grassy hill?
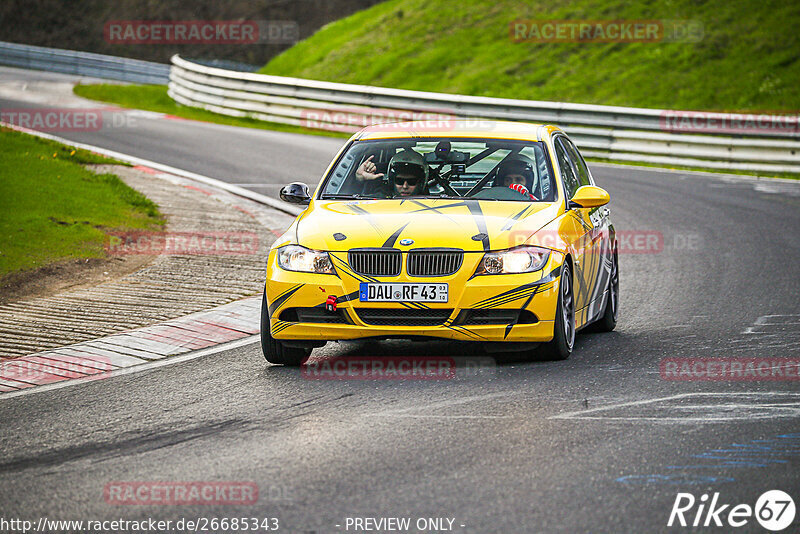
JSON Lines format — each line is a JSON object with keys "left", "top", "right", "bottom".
{"left": 0, "top": 0, "right": 381, "bottom": 66}
{"left": 259, "top": 0, "right": 800, "bottom": 112}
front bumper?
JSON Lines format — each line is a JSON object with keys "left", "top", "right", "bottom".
{"left": 265, "top": 250, "right": 563, "bottom": 343}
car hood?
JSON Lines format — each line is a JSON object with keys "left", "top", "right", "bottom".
{"left": 295, "top": 199, "right": 559, "bottom": 252}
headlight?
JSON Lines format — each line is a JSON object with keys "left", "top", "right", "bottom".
{"left": 277, "top": 245, "right": 335, "bottom": 274}
{"left": 476, "top": 246, "right": 550, "bottom": 275}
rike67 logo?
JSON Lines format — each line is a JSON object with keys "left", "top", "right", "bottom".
{"left": 668, "top": 490, "right": 795, "bottom": 531}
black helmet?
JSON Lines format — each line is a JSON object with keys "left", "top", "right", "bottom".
{"left": 495, "top": 155, "right": 536, "bottom": 189}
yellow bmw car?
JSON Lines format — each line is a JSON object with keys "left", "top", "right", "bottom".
{"left": 261, "top": 121, "right": 618, "bottom": 365}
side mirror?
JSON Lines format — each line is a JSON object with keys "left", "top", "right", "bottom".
{"left": 568, "top": 185, "right": 610, "bottom": 209}
{"left": 280, "top": 182, "right": 311, "bottom": 205}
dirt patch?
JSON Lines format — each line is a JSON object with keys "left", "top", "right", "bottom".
{"left": 0, "top": 254, "right": 156, "bottom": 305}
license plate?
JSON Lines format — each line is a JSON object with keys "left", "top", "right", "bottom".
{"left": 359, "top": 283, "right": 448, "bottom": 303}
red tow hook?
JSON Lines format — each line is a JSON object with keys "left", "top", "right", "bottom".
{"left": 325, "top": 295, "right": 338, "bottom": 313}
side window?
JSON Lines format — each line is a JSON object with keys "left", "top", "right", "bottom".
{"left": 562, "top": 138, "right": 592, "bottom": 187}
{"left": 520, "top": 144, "right": 556, "bottom": 202}
{"left": 538, "top": 158, "right": 552, "bottom": 200}
{"left": 328, "top": 149, "right": 360, "bottom": 195}
{"left": 554, "top": 138, "right": 579, "bottom": 199}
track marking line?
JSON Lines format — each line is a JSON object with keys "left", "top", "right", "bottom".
{"left": 551, "top": 392, "right": 692, "bottom": 419}
{"left": 366, "top": 391, "right": 513, "bottom": 419}
{"left": 743, "top": 314, "right": 800, "bottom": 334}
{"left": 366, "top": 414, "right": 514, "bottom": 419}
{"left": 550, "top": 392, "right": 800, "bottom": 423}
{"left": 755, "top": 314, "right": 800, "bottom": 325}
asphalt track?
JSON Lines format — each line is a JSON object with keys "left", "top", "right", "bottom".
{"left": 1, "top": 67, "right": 799, "bottom": 533}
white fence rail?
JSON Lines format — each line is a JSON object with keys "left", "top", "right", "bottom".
{"left": 169, "top": 54, "right": 800, "bottom": 174}
{"left": 0, "top": 41, "right": 169, "bottom": 85}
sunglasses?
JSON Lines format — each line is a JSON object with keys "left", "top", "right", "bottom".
{"left": 394, "top": 176, "right": 421, "bottom": 186}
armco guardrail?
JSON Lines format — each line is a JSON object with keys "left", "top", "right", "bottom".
{"left": 169, "top": 54, "right": 800, "bottom": 174}
{"left": 0, "top": 41, "right": 169, "bottom": 84}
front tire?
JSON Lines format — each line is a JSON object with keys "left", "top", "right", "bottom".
{"left": 540, "top": 262, "right": 575, "bottom": 360}
{"left": 260, "top": 292, "right": 310, "bottom": 366}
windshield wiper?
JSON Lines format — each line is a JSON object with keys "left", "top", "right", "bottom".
{"left": 320, "top": 194, "right": 379, "bottom": 200}
{"left": 415, "top": 195, "right": 498, "bottom": 201}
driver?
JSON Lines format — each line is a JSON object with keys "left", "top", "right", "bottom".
{"left": 495, "top": 156, "right": 538, "bottom": 200}
{"left": 355, "top": 149, "right": 428, "bottom": 197}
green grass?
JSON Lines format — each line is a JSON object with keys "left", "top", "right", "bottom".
{"left": 73, "top": 84, "right": 349, "bottom": 138}
{"left": 260, "top": 0, "right": 800, "bottom": 112}
{"left": 0, "top": 127, "right": 164, "bottom": 278}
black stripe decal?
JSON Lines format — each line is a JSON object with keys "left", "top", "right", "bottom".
{"left": 572, "top": 249, "right": 589, "bottom": 311}
{"left": 500, "top": 205, "right": 531, "bottom": 231}
{"left": 479, "top": 284, "right": 553, "bottom": 309}
{"left": 271, "top": 321, "right": 292, "bottom": 335}
{"left": 268, "top": 284, "right": 304, "bottom": 316}
{"left": 382, "top": 222, "right": 410, "bottom": 248}
{"left": 467, "top": 202, "right": 490, "bottom": 251}
{"left": 503, "top": 323, "right": 514, "bottom": 340}
{"left": 503, "top": 286, "right": 543, "bottom": 339}
{"left": 469, "top": 266, "right": 560, "bottom": 308}
{"left": 412, "top": 201, "right": 470, "bottom": 212}
{"left": 448, "top": 325, "right": 488, "bottom": 340}
{"left": 473, "top": 287, "right": 537, "bottom": 309}
{"left": 471, "top": 281, "right": 544, "bottom": 308}
{"left": 408, "top": 200, "right": 458, "bottom": 221}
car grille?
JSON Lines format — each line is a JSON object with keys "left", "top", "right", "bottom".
{"left": 407, "top": 249, "right": 463, "bottom": 276}
{"left": 353, "top": 308, "right": 453, "bottom": 326}
{"left": 348, "top": 249, "right": 401, "bottom": 276}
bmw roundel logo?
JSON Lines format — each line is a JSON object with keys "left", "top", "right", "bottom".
{"left": 399, "top": 238, "right": 414, "bottom": 246}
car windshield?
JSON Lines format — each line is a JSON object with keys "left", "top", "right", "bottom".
{"left": 319, "top": 138, "right": 557, "bottom": 202}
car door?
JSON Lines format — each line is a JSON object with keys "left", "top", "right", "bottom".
{"left": 559, "top": 136, "right": 612, "bottom": 326}
{"left": 552, "top": 136, "right": 593, "bottom": 326}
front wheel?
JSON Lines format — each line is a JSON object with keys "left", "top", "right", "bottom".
{"left": 540, "top": 262, "right": 575, "bottom": 360}
{"left": 260, "top": 292, "right": 310, "bottom": 366}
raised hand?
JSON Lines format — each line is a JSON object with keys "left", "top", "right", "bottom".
{"left": 355, "top": 155, "right": 385, "bottom": 181}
